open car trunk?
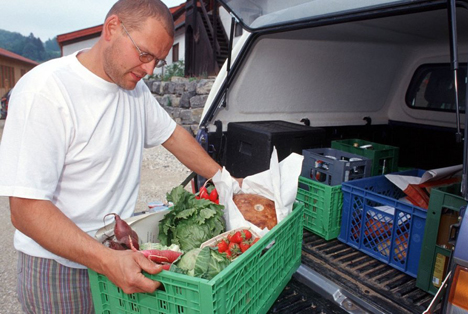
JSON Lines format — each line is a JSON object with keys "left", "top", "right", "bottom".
{"left": 197, "top": 0, "right": 468, "bottom": 312}
{"left": 201, "top": 1, "right": 467, "bottom": 172}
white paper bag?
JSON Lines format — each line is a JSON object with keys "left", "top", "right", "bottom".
{"left": 213, "top": 147, "right": 304, "bottom": 236}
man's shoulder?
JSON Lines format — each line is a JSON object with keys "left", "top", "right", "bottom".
{"left": 16, "top": 54, "right": 80, "bottom": 91}
{"left": 35, "top": 54, "right": 74, "bottom": 73}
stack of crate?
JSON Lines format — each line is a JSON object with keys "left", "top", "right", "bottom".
{"left": 331, "top": 138, "right": 400, "bottom": 176}
{"left": 301, "top": 139, "right": 463, "bottom": 283}
{"left": 416, "top": 183, "right": 466, "bottom": 294}
{"left": 297, "top": 147, "right": 372, "bottom": 240}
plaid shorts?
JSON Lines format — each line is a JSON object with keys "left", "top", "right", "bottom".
{"left": 17, "top": 252, "right": 95, "bottom": 314}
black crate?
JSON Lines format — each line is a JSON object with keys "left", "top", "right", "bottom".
{"left": 225, "top": 120, "right": 325, "bottom": 178}
{"left": 301, "top": 148, "right": 372, "bottom": 186}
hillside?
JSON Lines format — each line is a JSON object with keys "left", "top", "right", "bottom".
{"left": 0, "top": 29, "right": 60, "bottom": 63}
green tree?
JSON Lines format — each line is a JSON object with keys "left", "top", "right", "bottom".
{"left": 45, "top": 37, "right": 59, "bottom": 51}
{"left": 22, "top": 43, "right": 38, "bottom": 60}
{"left": 0, "top": 29, "right": 60, "bottom": 63}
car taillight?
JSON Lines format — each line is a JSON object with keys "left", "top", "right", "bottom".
{"left": 446, "top": 265, "right": 468, "bottom": 313}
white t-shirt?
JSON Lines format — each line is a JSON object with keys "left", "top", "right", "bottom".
{"left": 0, "top": 51, "right": 176, "bottom": 268}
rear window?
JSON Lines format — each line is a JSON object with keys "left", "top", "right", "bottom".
{"left": 406, "top": 64, "right": 467, "bottom": 113}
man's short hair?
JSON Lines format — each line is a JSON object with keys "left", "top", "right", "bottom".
{"left": 106, "top": 0, "right": 174, "bottom": 37}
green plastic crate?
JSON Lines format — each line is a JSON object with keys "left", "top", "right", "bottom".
{"left": 296, "top": 176, "right": 343, "bottom": 240}
{"left": 331, "top": 139, "right": 399, "bottom": 176}
{"left": 88, "top": 203, "right": 304, "bottom": 314}
{"left": 416, "top": 183, "right": 466, "bottom": 295}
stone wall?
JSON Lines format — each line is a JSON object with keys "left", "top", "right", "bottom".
{"left": 144, "top": 76, "right": 215, "bottom": 136}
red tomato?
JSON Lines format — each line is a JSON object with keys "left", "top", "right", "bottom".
{"left": 242, "top": 229, "right": 252, "bottom": 240}
{"left": 228, "top": 242, "right": 241, "bottom": 254}
{"left": 230, "top": 231, "right": 243, "bottom": 244}
{"left": 239, "top": 240, "right": 250, "bottom": 253}
{"left": 199, "top": 187, "right": 209, "bottom": 199}
{"left": 209, "top": 188, "right": 219, "bottom": 202}
{"left": 225, "top": 242, "right": 242, "bottom": 259}
{"left": 217, "top": 239, "right": 229, "bottom": 253}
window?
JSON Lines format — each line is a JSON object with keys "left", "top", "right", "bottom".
{"left": 172, "top": 43, "right": 179, "bottom": 62}
{"left": 406, "top": 63, "right": 467, "bottom": 113}
{"left": 1, "top": 65, "right": 15, "bottom": 89}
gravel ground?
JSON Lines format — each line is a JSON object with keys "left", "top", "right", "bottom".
{"left": 0, "top": 119, "right": 192, "bottom": 313}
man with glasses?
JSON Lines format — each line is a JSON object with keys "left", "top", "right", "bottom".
{"left": 0, "top": 0, "right": 225, "bottom": 312}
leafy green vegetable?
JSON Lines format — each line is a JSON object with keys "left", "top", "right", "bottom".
{"left": 172, "top": 247, "right": 231, "bottom": 280}
{"left": 175, "top": 248, "right": 201, "bottom": 277}
{"left": 205, "top": 248, "right": 231, "bottom": 278}
{"left": 158, "top": 186, "right": 225, "bottom": 251}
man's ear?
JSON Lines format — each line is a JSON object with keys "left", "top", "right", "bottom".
{"left": 102, "top": 15, "right": 120, "bottom": 41}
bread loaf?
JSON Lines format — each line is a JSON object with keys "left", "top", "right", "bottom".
{"left": 233, "top": 194, "right": 277, "bottom": 230}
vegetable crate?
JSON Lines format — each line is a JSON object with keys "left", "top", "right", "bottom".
{"left": 297, "top": 176, "right": 343, "bottom": 240}
{"left": 331, "top": 139, "right": 399, "bottom": 176}
{"left": 338, "top": 169, "right": 427, "bottom": 277}
{"left": 301, "top": 148, "right": 372, "bottom": 186}
{"left": 88, "top": 203, "right": 304, "bottom": 314}
{"left": 416, "top": 183, "right": 467, "bottom": 295}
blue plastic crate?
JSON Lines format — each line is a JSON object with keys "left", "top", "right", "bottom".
{"left": 338, "top": 169, "right": 427, "bottom": 277}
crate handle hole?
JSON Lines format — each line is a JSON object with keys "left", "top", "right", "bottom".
{"left": 259, "top": 239, "right": 276, "bottom": 258}
{"left": 157, "top": 282, "right": 166, "bottom": 293}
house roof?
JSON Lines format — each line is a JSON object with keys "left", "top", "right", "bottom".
{"left": 172, "top": 2, "right": 187, "bottom": 28}
{"left": 56, "top": 25, "right": 103, "bottom": 45}
{"left": 170, "top": 2, "right": 185, "bottom": 14}
{"left": 57, "top": 3, "right": 187, "bottom": 47}
{"left": 0, "top": 47, "right": 39, "bottom": 66}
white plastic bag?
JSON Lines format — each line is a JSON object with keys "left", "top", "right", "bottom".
{"left": 213, "top": 147, "right": 304, "bottom": 236}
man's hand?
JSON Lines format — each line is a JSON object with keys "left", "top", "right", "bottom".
{"left": 101, "top": 249, "right": 164, "bottom": 294}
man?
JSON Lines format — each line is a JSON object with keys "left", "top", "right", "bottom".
{"left": 0, "top": 0, "right": 223, "bottom": 312}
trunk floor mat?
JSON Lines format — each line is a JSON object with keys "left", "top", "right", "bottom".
{"left": 293, "top": 231, "right": 438, "bottom": 314}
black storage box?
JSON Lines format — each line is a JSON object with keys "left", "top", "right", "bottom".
{"left": 225, "top": 120, "right": 325, "bottom": 178}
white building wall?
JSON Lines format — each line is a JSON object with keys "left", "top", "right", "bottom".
{"left": 62, "top": 38, "right": 99, "bottom": 56}
{"left": 153, "top": 27, "right": 185, "bottom": 75}
{"left": 171, "top": 30, "right": 185, "bottom": 64}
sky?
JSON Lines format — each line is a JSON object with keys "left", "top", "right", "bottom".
{"left": 1, "top": 0, "right": 185, "bottom": 42}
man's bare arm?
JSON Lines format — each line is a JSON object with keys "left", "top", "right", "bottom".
{"left": 10, "top": 197, "right": 163, "bottom": 294}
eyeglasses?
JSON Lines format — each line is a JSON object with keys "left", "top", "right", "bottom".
{"left": 121, "top": 22, "right": 167, "bottom": 68}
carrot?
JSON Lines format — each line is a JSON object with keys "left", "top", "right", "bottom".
{"left": 104, "top": 213, "right": 139, "bottom": 250}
